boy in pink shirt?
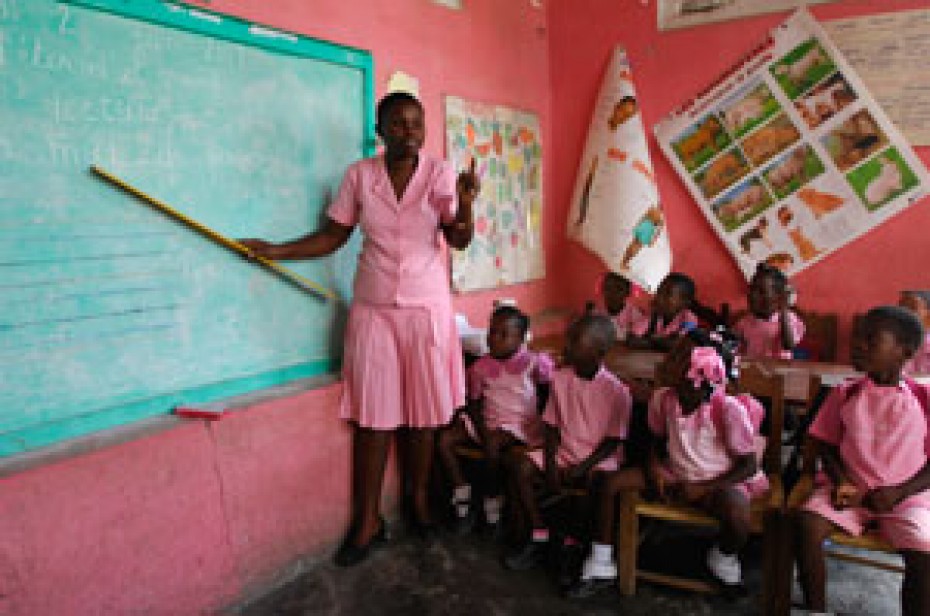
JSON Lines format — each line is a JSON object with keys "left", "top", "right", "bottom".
{"left": 627, "top": 272, "right": 699, "bottom": 351}
{"left": 438, "top": 305, "right": 553, "bottom": 533}
{"left": 796, "top": 306, "right": 930, "bottom": 615}
{"left": 503, "top": 314, "right": 632, "bottom": 571}
{"left": 598, "top": 272, "right": 645, "bottom": 342}
{"left": 900, "top": 290, "right": 930, "bottom": 375}
{"left": 734, "top": 264, "right": 804, "bottom": 360}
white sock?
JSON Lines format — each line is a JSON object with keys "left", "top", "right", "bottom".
{"left": 483, "top": 496, "right": 503, "bottom": 524}
{"left": 592, "top": 542, "right": 613, "bottom": 563}
{"left": 453, "top": 484, "right": 471, "bottom": 517}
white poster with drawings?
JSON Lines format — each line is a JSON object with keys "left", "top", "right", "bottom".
{"left": 658, "top": 0, "right": 840, "bottom": 31}
{"left": 653, "top": 9, "right": 929, "bottom": 280}
{"left": 444, "top": 96, "right": 545, "bottom": 291}
{"left": 566, "top": 47, "right": 670, "bottom": 293}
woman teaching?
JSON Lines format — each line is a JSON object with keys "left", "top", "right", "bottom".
{"left": 240, "top": 92, "right": 479, "bottom": 566}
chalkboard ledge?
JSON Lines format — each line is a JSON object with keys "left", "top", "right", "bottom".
{"left": 0, "top": 374, "right": 339, "bottom": 479}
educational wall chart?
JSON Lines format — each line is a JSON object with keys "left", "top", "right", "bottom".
{"left": 445, "top": 97, "right": 545, "bottom": 291}
{"left": 658, "top": 0, "right": 839, "bottom": 31}
{"left": 825, "top": 8, "right": 930, "bottom": 146}
{"left": 653, "top": 9, "right": 929, "bottom": 280}
{"left": 566, "top": 47, "right": 670, "bottom": 293}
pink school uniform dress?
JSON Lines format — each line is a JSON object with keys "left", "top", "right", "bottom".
{"left": 905, "top": 333, "right": 930, "bottom": 376}
{"left": 630, "top": 309, "right": 699, "bottom": 338}
{"left": 528, "top": 367, "right": 631, "bottom": 472}
{"left": 609, "top": 303, "right": 646, "bottom": 340}
{"left": 465, "top": 348, "right": 555, "bottom": 447}
{"left": 734, "top": 311, "right": 805, "bottom": 360}
{"left": 327, "top": 154, "right": 466, "bottom": 429}
{"left": 648, "top": 388, "right": 769, "bottom": 500}
{"left": 803, "top": 377, "right": 930, "bottom": 552}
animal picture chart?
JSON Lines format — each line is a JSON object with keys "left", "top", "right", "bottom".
{"left": 824, "top": 8, "right": 930, "bottom": 146}
{"left": 653, "top": 9, "right": 929, "bottom": 280}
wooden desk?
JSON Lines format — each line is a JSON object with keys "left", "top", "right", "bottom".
{"left": 533, "top": 339, "right": 930, "bottom": 402}
{"left": 605, "top": 348, "right": 859, "bottom": 403}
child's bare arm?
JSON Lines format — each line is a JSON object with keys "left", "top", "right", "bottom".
{"left": 571, "top": 437, "right": 622, "bottom": 480}
{"left": 535, "top": 383, "right": 551, "bottom": 414}
{"left": 543, "top": 425, "right": 561, "bottom": 491}
{"left": 865, "top": 459, "right": 930, "bottom": 513}
{"left": 815, "top": 438, "right": 860, "bottom": 508}
{"left": 677, "top": 453, "right": 757, "bottom": 502}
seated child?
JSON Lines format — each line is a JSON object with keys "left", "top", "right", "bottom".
{"left": 734, "top": 263, "right": 804, "bottom": 359}
{"left": 796, "top": 306, "right": 930, "bottom": 615}
{"left": 627, "top": 272, "right": 699, "bottom": 351}
{"left": 503, "top": 314, "right": 632, "bottom": 571}
{"left": 900, "top": 290, "right": 930, "bottom": 375}
{"left": 438, "top": 305, "right": 553, "bottom": 532}
{"left": 598, "top": 272, "right": 645, "bottom": 342}
{"left": 575, "top": 328, "right": 767, "bottom": 591}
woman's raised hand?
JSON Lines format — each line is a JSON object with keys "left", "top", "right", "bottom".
{"left": 456, "top": 157, "right": 480, "bottom": 206}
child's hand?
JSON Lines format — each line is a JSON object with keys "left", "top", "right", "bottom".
{"left": 673, "top": 482, "right": 711, "bottom": 503}
{"left": 832, "top": 481, "right": 860, "bottom": 509}
{"left": 863, "top": 486, "right": 902, "bottom": 513}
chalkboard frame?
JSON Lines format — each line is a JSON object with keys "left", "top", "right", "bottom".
{"left": 1, "top": 0, "right": 375, "bottom": 457}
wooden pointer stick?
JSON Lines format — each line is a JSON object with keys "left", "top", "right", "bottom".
{"left": 90, "top": 165, "right": 336, "bottom": 301}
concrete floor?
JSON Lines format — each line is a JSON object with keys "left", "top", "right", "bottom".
{"left": 230, "top": 523, "right": 903, "bottom": 616}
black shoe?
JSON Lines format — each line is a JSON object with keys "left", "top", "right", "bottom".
{"left": 332, "top": 519, "right": 388, "bottom": 567}
{"left": 556, "top": 542, "right": 585, "bottom": 591}
{"left": 412, "top": 520, "right": 440, "bottom": 544}
{"left": 452, "top": 510, "right": 477, "bottom": 535}
{"left": 564, "top": 576, "right": 613, "bottom": 599}
{"left": 503, "top": 541, "right": 546, "bottom": 571}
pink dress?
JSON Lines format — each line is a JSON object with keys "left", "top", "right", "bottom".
{"left": 804, "top": 377, "right": 930, "bottom": 552}
{"left": 734, "top": 311, "right": 805, "bottom": 360}
{"left": 327, "top": 154, "right": 466, "bottom": 429}
{"left": 630, "top": 309, "right": 698, "bottom": 338}
{"left": 905, "top": 333, "right": 930, "bottom": 376}
{"left": 608, "top": 303, "right": 646, "bottom": 340}
{"left": 648, "top": 388, "right": 769, "bottom": 500}
{"left": 465, "top": 348, "right": 554, "bottom": 447}
{"left": 528, "top": 367, "right": 631, "bottom": 472}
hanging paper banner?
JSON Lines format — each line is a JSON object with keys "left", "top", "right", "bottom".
{"left": 567, "top": 47, "right": 671, "bottom": 293}
{"left": 445, "top": 96, "right": 545, "bottom": 291}
{"left": 654, "top": 9, "right": 929, "bottom": 280}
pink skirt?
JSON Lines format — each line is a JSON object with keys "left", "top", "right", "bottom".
{"left": 339, "top": 301, "right": 466, "bottom": 429}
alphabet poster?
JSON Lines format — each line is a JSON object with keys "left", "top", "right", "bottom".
{"left": 654, "top": 9, "right": 929, "bottom": 280}
{"left": 566, "top": 47, "right": 671, "bottom": 293}
{"left": 444, "top": 97, "right": 545, "bottom": 291}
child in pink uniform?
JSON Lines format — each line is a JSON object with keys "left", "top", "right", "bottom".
{"left": 437, "top": 305, "right": 553, "bottom": 533}
{"left": 627, "top": 272, "right": 699, "bottom": 351}
{"left": 900, "top": 290, "right": 930, "bottom": 375}
{"left": 796, "top": 306, "right": 930, "bottom": 615}
{"left": 734, "top": 263, "right": 804, "bottom": 360}
{"left": 573, "top": 328, "right": 766, "bottom": 592}
{"left": 503, "top": 314, "right": 632, "bottom": 571}
{"left": 598, "top": 272, "right": 645, "bottom": 342}
{"left": 240, "top": 93, "right": 480, "bottom": 567}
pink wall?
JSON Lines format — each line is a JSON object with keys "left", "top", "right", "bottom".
{"left": 6, "top": 2, "right": 930, "bottom": 613}
{"left": 0, "top": 2, "right": 555, "bottom": 614}
{"left": 548, "top": 0, "right": 930, "bottom": 358}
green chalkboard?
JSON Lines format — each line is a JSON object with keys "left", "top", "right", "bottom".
{"left": 0, "top": 0, "right": 375, "bottom": 456}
